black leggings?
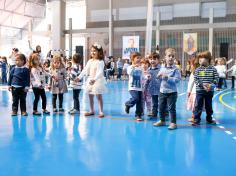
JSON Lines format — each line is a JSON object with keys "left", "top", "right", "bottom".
{"left": 33, "top": 88, "right": 47, "bottom": 111}
{"left": 52, "top": 94, "right": 63, "bottom": 109}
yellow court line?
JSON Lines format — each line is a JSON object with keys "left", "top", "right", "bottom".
{"left": 219, "top": 91, "right": 236, "bottom": 111}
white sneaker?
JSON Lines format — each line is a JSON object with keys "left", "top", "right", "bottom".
{"left": 69, "top": 109, "right": 80, "bottom": 114}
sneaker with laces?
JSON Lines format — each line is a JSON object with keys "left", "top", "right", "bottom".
{"left": 53, "top": 108, "right": 58, "bottom": 113}
{"left": 11, "top": 111, "right": 17, "bottom": 116}
{"left": 33, "top": 111, "right": 41, "bottom": 116}
{"left": 59, "top": 108, "right": 64, "bottom": 112}
{"left": 43, "top": 109, "right": 50, "bottom": 114}
{"left": 21, "top": 112, "right": 28, "bottom": 116}
{"left": 69, "top": 109, "right": 80, "bottom": 114}
{"left": 168, "top": 123, "right": 177, "bottom": 130}
{"left": 153, "top": 120, "right": 166, "bottom": 127}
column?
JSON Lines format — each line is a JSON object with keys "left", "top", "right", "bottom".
{"left": 209, "top": 8, "right": 214, "bottom": 54}
{"left": 69, "top": 18, "right": 72, "bottom": 57}
{"left": 155, "top": 11, "right": 160, "bottom": 51}
{"left": 109, "top": 0, "right": 113, "bottom": 56}
{"left": 50, "top": 0, "right": 66, "bottom": 51}
{"left": 145, "top": 0, "right": 154, "bottom": 56}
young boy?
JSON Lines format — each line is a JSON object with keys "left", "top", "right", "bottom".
{"left": 125, "top": 52, "right": 144, "bottom": 121}
{"left": 8, "top": 54, "right": 30, "bottom": 116}
{"left": 192, "top": 51, "right": 218, "bottom": 125}
{"left": 153, "top": 48, "right": 181, "bottom": 130}
{"left": 68, "top": 53, "right": 83, "bottom": 114}
{"left": 146, "top": 52, "right": 161, "bottom": 120}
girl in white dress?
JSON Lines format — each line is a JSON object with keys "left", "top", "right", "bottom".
{"left": 77, "top": 44, "right": 106, "bottom": 118}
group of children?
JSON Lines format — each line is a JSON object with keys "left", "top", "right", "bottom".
{"left": 8, "top": 44, "right": 106, "bottom": 118}
{"left": 6, "top": 43, "right": 236, "bottom": 131}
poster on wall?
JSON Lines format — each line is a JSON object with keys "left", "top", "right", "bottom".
{"left": 183, "top": 33, "right": 197, "bottom": 55}
{"left": 122, "top": 36, "right": 140, "bottom": 60}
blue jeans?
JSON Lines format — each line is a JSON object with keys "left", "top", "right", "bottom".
{"left": 117, "top": 68, "right": 123, "bottom": 79}
{"left": 151, "top": 95, "right": 159, "bottom": 117}
{"left": 159, "top": 92, "right": 177, "bottom": 123}
{"left": 73, "top": 89, "right": 81, "bottom": 111}
{"left": 125, "top": 90, "right": 143, "bottom": 116}
{"left": 194, "top": 91, "right": 214, "bottom": 122}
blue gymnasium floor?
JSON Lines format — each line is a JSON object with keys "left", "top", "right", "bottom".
{"left": 0, "top": 80, "right": 236, "bottom": 176}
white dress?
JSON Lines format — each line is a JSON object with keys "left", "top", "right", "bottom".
{"left": 78, "top": 59, "right": 107, "bottom": 94}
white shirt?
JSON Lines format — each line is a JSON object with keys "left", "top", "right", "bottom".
{"left": 78, "top": 59, "right": 105, "bottom": 81}
{"left": 215, "top": 65, "right": 227, "bottom": 78}
{"left": 187, "top": 73, "right": 196, "bottom": 93}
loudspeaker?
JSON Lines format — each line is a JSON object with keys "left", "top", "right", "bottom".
{"left": 220, "top": 43, "right": 229, "bottom": 59}
{"left": 75, "top": 46, "right": 83, "bottom": 57}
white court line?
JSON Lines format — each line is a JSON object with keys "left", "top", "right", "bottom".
{"left": 225, "top": 131, "right": 233, "bottom": 135}
{"left": 178, "top": 92, "right": 186, "bottom": 96}
{"left": 218, "top": 126, "right": 225, "bottom": 129}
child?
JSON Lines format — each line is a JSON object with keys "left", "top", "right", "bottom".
{"left": 227, "top": 59, "right": 236, "bottom": 89}
{"left": 215, "top": 58, "right": 227, "bottom": 90}
{"left": 146, "top": 52, "right": 161, "bottom": 120}
{"left": 0, "top": 56, "right": 8, "bottom": 84}
{"left": 123, "top": 60, "right": 130, "bottom": 80}
{"left": 8, "top": 54, "right": 30, "bottom": 116}
{"left": 140, "top": 58, "right": 152, "bottom": 116}
{"left": 43, "top": 61, "right": 50, "bottom": 84}
{"left": 116, "top": 57, "right": 123, "bottom": 80}
{"left": 68, "top": 53, "right": 83, "bottom": 114}
{"left": 66, "top": 61, "right": 72, "bottom": 86}
{"left": 29, "top": 53, "right": 50, "bottom": 115}
{"left": 192, "top": 51, "right": 218, "bottom": 125}
{"left": 186, "top": 58, "right": 200, "bottom": 122}
{"left": 153, "top": 48, "right": 181, "bottom": 130}
{"left": 125, "top": 52, "right": 144, "bottom": 121}
{"left": 77, "top": 43, "right": 107, "bottom": 118}
{"left": 48, "top": 55, "right": 68, "bottom": 112}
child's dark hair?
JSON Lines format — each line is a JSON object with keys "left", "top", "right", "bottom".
{"left": 16, "top": 54, "right": 27, "bottom": 65}
{"left": 148, "top": 52, "right": 160, "bottom": 60}
{"left": 73, "top": 53, "right": 82, "bottom": 64}
{"left": 196, "top": 51, "right": 212, "bottom": 63}
{"left": 90, "top": 44, "right": 104, "bottom": 60}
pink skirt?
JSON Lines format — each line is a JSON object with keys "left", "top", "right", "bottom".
{"left": 187, "top": 93, "right": 196, "bottom": 111}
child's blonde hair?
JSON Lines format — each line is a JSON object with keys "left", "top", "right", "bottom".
{"left": 165, "top": 48, "right": 176, "bottom": 56}
{"left": 51, "top": 55, "right": 65, "bottom": 70}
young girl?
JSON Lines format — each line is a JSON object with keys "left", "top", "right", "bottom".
{"left": 69, "top": 53, "right": 83, "bottom": 114}
{"left": 153, "top": 48, "right": 181, "bottom": 130}
{"left": 140, "top": 58, "right": 152, "bottom": 116}
{"left": 77, "top": 43, "right": 107, "bottom": 118}
{"left": 146, "top": 52, "right": 161, "bottom": 120}
{"left": 215, "top": 58, "right": 227, "bottom": 90}
{"left": 8, "top": 54, "right": 30, "bottom": 116}
{"left": 125, "top": 52, "right": 144, "bottom": 121}
{"left": 29, "top": 53, "right": 50, "bottom": 115}
{"left": 186, "top": 58, "right": 200, "bottom": 122}
{"left": 123, "top": 60, "right": 130, "bottom": 80}
{"left": 227, "top": 59, "right": 236, "bottom": 89}
{"left": 48, "top": 55, "right": 68, "bottom": 112}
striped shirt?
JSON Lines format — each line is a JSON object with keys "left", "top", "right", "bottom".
{"left": 70, "top": 64, "right": 83, "bottom": 89}
{"left": 194, "top": 65, "right": 218, "bottom": 92}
